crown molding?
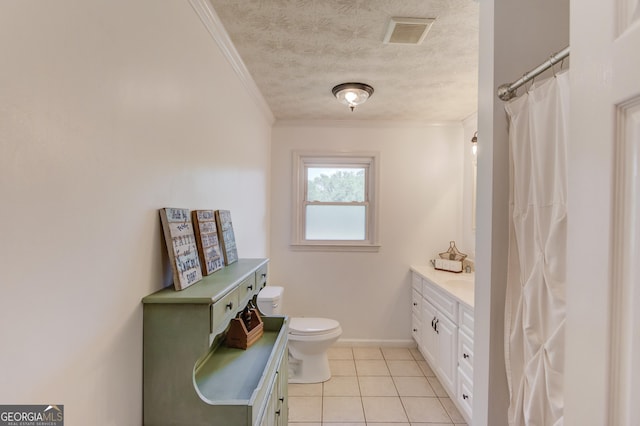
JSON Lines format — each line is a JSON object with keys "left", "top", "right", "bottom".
{"left": 274, "top": 119, "right": 464, "bottom": 128}
{"left": 189, "top": 0, "right": 275, "bottom": 124}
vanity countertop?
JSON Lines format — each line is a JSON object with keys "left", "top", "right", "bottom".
{"left": 410, "top": 264, "right": 475, "bottom": 308}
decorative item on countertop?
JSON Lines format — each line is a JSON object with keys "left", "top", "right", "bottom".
{"left": 433, "top": 258, "right": 463, "bottom": 273}
{"left": 159, "top": 208, "right": 203, "bottom": 290}
{"left": 226, "top": 307, "right": 264, "bottom": 350}
{"left": 439, "top": 241, "right": 467, "bottom": 261}
{"left": 215, "top": 210, "right": 238, "bottom": 265}
{"left": 433, "top": 241, "right": 468, "bottom": 273}
{"left": 192, "top": 210, "right": 224, "bottom": 276}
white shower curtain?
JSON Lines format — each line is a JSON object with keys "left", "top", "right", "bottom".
{"left": 504, "top": 71, "right": 569, "bottom": 426}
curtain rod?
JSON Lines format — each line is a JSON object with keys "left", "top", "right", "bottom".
{"left": 497, "top": 46, "right": 570, "bottom": 101}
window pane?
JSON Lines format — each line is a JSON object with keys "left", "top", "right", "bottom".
{"left": 306, "top": 167, "right": 365, "bottom": 202}
{"left": 305, "top": 205, "right": 366, "bottom": 240}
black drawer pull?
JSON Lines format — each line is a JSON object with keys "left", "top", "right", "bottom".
{"left": 226, "top": 302, "right": 233, "bottom": 310}
{"left": 247, "top": 285, "right": 253, "bottom": 291}
{"left": 413, "top": 302, "right": 418, "bottom": 306}
{"left": 413, "top": 328, "right": 418, "bottom": 332}
{"left": 463, "top": 394, "right": 469, "bottom": 400}
{"left": 279, "top": 397, "right": 284, "bottom": 402}
{"left": 463, "top": 353, "right": 470, "bottom": 359}
{"left": 275, "top": 410, "right": 281, "bottom": 416}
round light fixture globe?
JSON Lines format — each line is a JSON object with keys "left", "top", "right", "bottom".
{"left": 332, "top": 83, "right": 374, "bottom": 112}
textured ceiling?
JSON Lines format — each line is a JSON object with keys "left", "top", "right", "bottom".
{"left": 208, "top": 0, "right": 479, "bottom": 122}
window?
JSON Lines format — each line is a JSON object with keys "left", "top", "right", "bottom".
{"left": 292, "top": 151, "right": 379, "bottom": 250}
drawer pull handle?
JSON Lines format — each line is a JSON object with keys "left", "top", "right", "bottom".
{"left": 434, "top": 319, "right": 439, "bottom": 334}
{"left": 463, "top": 394, "right": 469, "bottom": 400}
{"left": 247, "top": 285, "right": 253, "bottom": 291}
{"left": 275, "top": 410, "right": 281, "bottom": 416}
{"left": 261, "top": 273, "right": 267, "bottom": 278}
{"left": 413, "top": 328, "right": 418, "bottom": 332}
{"left": 279, "top": 397, "right": 285, "bottom": 402}
{"left": 463, "top": 353, "right": 470, "bottom": 359}
{"left": 226, "top": 302, "right": 234, "bottom": 310}
{"left": 413, "top": 302, "right": 418, "bottom": 306}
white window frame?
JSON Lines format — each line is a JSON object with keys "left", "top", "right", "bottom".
{"left": 291, "top": 151, "right": 380, "bottom": 251}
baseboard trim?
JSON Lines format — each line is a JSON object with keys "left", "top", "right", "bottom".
{"left": 334, "top": 338, "right": 416, "bottom": 348}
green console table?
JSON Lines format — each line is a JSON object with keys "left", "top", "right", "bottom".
{"left": 142, "top": 258, "right": 289, "bottom": 426}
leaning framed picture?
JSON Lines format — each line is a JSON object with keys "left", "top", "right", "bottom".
{"left": 159, "top": 207, "right": 202, "bottom": 290}
{"left": 192, "top": 209, "right": 224, "bottom": 275}
{"left": 215, "top": 209, "right": 238, "bottom": 265}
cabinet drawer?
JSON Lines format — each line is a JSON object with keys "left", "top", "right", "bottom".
{"left": 422, "top": 280, "right": 458, "bottom": 322}
{"left": 412, "top": 273, "right": 422, "bottom": 292}
{"left": 211, "top": 288, "right": 239, "bottom": 333}
{"left": 412, "top": 289, "right": 421, "bottom": 314}
{"left": 256, "top": 264, "right": 268, "bottom": 290}
{"left": 411, "top": 313, "right": 421, "bottom": 345}
{"left": 237, "top": 275, "right": 257, "bottom": 307}
{"left": 459, "top": 303, "right": 474, "bottom": 338}
{"left": 458, "top": 328, "right": 473, "bottom": 378}
{"left": 456, "top": 367, "right": 473, "bottom": 422}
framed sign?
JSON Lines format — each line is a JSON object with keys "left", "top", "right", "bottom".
{"left": 215, "top": 210, "right": 238, "bottom": 265}
{"left": 192, "top": 210, "right": 224, "bottom": 275}
{"left": 159, "top": 208, "right": 202, "bottom": 290}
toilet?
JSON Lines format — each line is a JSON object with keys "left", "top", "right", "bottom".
{"left": 257, "top": 286, "right": 342, "bottom": 383}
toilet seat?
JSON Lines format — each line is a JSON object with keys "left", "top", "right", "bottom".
{"left": 289, "top": 317, "right": 341, "bottom": 336}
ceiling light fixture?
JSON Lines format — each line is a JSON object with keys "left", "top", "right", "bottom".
{"left": 332, "top": 83, "right": 374, "bottom": 112}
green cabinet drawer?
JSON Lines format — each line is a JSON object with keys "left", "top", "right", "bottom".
{"left": 211, "top": 288, "right": 239, "bottom": 333}
{"left": 256, "top": 264, "right": 268, "bottom": 290}
{"left": 238, "top": 275, "right": 257, "bottom": 308}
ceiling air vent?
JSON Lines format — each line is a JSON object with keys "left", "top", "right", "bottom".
{"left": 383, "top": 17, "right": 435, "bottom": 45}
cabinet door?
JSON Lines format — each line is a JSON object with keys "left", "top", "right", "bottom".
{"left": 457, "top": 367, "right": 473, "bottom": 422}
{"left": 458, "top": 328, "right": 473, "bottom": 379}
{"left": 275, "top": 353, "right": 288, "bottom": 426}
{"left": 259, "top": 386, "right": 276, "bottom": 426}
{"left": 435, "top": 313, "right": 457, "bottom": 393}
{"left": 411, "top": 312, "right": 421, "bottom": 346}
{"left": 421, "top": 299, "right": 438, "bottom": 366}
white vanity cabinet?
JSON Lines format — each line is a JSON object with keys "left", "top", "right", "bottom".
{"left": 410, "top": 266, "right": 474, "bottom": 424}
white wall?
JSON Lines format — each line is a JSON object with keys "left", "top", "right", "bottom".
{"left": 475, "top": 0, "right": 570, "bottom": 424}
{"left": 269, "top": 121, "right": 464, "bottom": 342}
{"left": 0, "top": 1, "right": 272, "bottom": 424}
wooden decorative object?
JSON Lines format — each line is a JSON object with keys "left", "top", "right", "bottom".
{"left": 192, "top": 210, "right": 224, "bottom": 276}
{"left": 226, "top": 309, "right": 264, "bottom": 350}
{"left": 159, "top": 208, "right": 203, "bottom": 291}
{"left": 215, "top": 210, "right": 238, "bottom": 265}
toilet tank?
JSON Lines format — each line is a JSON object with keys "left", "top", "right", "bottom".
{"left": 256, "top": 286, "right": 284, "bottom": 315}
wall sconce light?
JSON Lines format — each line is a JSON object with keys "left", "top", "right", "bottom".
{"left": 471, "top": 131, "right": 478, "bottom": 155}
{"left": 332, "top": 82, "right": 374, "bottom": 112}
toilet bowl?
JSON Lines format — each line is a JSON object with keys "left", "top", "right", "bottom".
{"left": 257, "top": 286, "right": 342, "bottom": 383}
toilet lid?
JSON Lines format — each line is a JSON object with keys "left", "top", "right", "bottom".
{"left": 289, "top": 317, "right": 341, "bottom": 336}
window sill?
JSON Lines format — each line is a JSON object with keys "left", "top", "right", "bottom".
{"left": 289, "top": 242, "right": 381, "bottom": 252}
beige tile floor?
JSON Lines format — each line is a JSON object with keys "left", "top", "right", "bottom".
{"left": 287, "top": 346, "right": 468, "bottom": 426}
